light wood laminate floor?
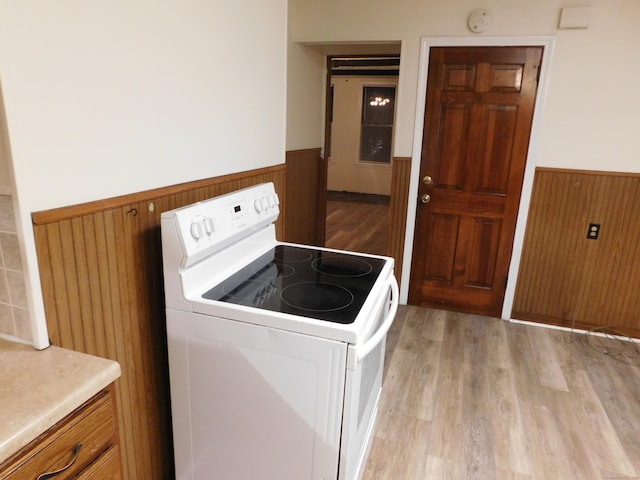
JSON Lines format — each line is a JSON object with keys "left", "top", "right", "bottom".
{"left": 364, "top": 306, "right": 640, "bottom": 480}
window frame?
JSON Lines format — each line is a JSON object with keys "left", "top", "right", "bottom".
{"left": 358, "top": 84, "right": 397, "bottom": 165}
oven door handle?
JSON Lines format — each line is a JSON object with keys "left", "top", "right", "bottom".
{"left": 349, "top": 276, "right": 399, "bottom": 369}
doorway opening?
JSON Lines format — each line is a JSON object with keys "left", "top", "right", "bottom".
{"left": 324, "top": 55, "right": 399, "bottom": 256}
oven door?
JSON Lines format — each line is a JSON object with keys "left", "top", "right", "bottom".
{"left": 339, "top": 276, "right": 398, "bottom": 480}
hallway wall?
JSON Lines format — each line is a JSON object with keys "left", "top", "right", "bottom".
{"left": 328, "top": 76, "right": 397, "bottom": 195}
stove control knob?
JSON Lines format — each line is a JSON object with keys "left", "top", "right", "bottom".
{"left": 190, "top": 221, "right": 204, "bottom": 240}
{"left": 203, "top": 217, "right": 215, "bottom": 236}
{"left": 254, "top": 198, "right": 263, "bottom": 213}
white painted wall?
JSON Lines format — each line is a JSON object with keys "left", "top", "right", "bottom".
{"left": 328, "top": 76, "right": 396, "bottom": 196}
{"left": 286, "top": 42, "right": 326, "bottom": 152}
{"left": 0, "top": 0, "right": 288, "bottom": 347}
{"left": 288, "top": 0, "right": 640, "bottom": 174}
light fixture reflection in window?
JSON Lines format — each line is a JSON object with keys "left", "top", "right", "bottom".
{"left": 369, "top": 96, "right": 390, "bottom": 107}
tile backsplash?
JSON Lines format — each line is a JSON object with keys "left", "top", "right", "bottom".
{"left": 0, "top": 195, "right": 30, "bottom": 342}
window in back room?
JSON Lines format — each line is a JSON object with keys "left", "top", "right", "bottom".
{"left": 359, "top": 85, "right": 396, "bottom": 164}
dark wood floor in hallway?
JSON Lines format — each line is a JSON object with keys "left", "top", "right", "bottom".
{"left": 364, "top": 306, "right": 640, "bottom": 480}
{"left": 325, "top": 192, "right": 389, "bottom": 256}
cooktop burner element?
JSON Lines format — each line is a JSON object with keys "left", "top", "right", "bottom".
{"left": 274, "top": 248, "right": 313, "bottom": 263}
{"left": 202, "top": 245, "right": 386, "bottom": 324}
{"left": 281, "top": 282, "right": 354, "bottom": 312}
{"left": 312, "top": 255, "right": 373, "bottom": 277}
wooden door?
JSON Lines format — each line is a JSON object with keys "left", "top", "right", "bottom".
{"left": 408, "top": 46, "right": 542, "bottom": 317}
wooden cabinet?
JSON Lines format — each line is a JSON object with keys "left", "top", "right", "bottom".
{"left": 0, "top": 385, "right": 121, "bottom": 480}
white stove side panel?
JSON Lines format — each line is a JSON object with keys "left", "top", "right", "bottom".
{"left": 167, "top": 309, "right": 347, "bottom": 480}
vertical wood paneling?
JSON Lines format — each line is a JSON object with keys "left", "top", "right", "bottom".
{"left": 70, "top": 217, "right": 91, "bottom": 351}
{"left": 513, "top": 168, "right": 640, "bottom": 336}
{"left": 388, "top": 156, "right": 412, "bottom": 286}
{"left": 284, "top": 148, "right": 323, "bottom": 245}
{"left": 32, "top": 166, "right": 286, "bottom": 480}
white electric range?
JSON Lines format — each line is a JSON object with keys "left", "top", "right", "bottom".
{"left": 161, "top": 182, "right": 398, "bottom": 480}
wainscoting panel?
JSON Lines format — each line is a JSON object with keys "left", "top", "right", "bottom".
{"left": 32, "top": 166, "right": 286, "bottom": 480}
{"left": 284, "top": 148, "right": 324, "bottom": 245}
{"left": 512, "top": 168, "right": 640, "bottom": 336}
{"left": 388, "top": 157, "right": 412, "bottom": 288}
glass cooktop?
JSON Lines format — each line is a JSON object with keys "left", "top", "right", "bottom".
{"left": 202, "top": 245, "right": 386, "bottom": 324}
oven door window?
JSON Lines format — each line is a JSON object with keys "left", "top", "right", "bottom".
{"left": 357, "top": 339, "right": 383, "bottom": 425}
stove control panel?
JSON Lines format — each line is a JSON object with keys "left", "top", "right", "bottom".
{"left": 188, "top": 215, "right": 216, "bottom": 241}
{"left": 162, "top": 182, "right": 280, "bottom": 267}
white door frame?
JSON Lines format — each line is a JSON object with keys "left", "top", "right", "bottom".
{"left": 400, "top": 35, "right": 556, "bottom": 320}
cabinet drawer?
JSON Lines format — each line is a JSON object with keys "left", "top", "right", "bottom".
{"left": 1, "top": 389, "right": 117, "bottom": 479}
{"left": 76, "top": 445, "right": 121, "bottom": 480}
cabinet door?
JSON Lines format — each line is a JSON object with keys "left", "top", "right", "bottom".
{"left": 0, "top": 389, "right": 119, "bottom": 479}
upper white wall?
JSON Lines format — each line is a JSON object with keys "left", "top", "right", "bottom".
{"left": 328, "top": 76, "right": 396, "bottom": 196}
{"left": 288, "top": 0, "right": 640, "bottom": 174}
{"left": 286, "top": 42, "right": 325, "bottom": 152}
{"left": 0, "top": 0, "right": 288, "bottom": 213}
{"left": 0, "top": 0, "right": 288, "bottom": 346}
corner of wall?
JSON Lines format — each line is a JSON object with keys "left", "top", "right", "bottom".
{"left": 0, "top": 195, "right": 30, "bottom": 342}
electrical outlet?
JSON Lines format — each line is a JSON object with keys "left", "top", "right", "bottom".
{"left": 587, "top": 223, "right": 601, "bottom": 240}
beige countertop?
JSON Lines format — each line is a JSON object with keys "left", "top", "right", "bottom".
{"left": 0, "top": 338, "right": 121, "bottom": 464}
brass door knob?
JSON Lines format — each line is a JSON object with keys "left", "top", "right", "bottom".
{"left": 423, "top": 175, "right": 433, "bottom": 185}
{"left": 420, "top": 194, "right": 431, "bottom": 204}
